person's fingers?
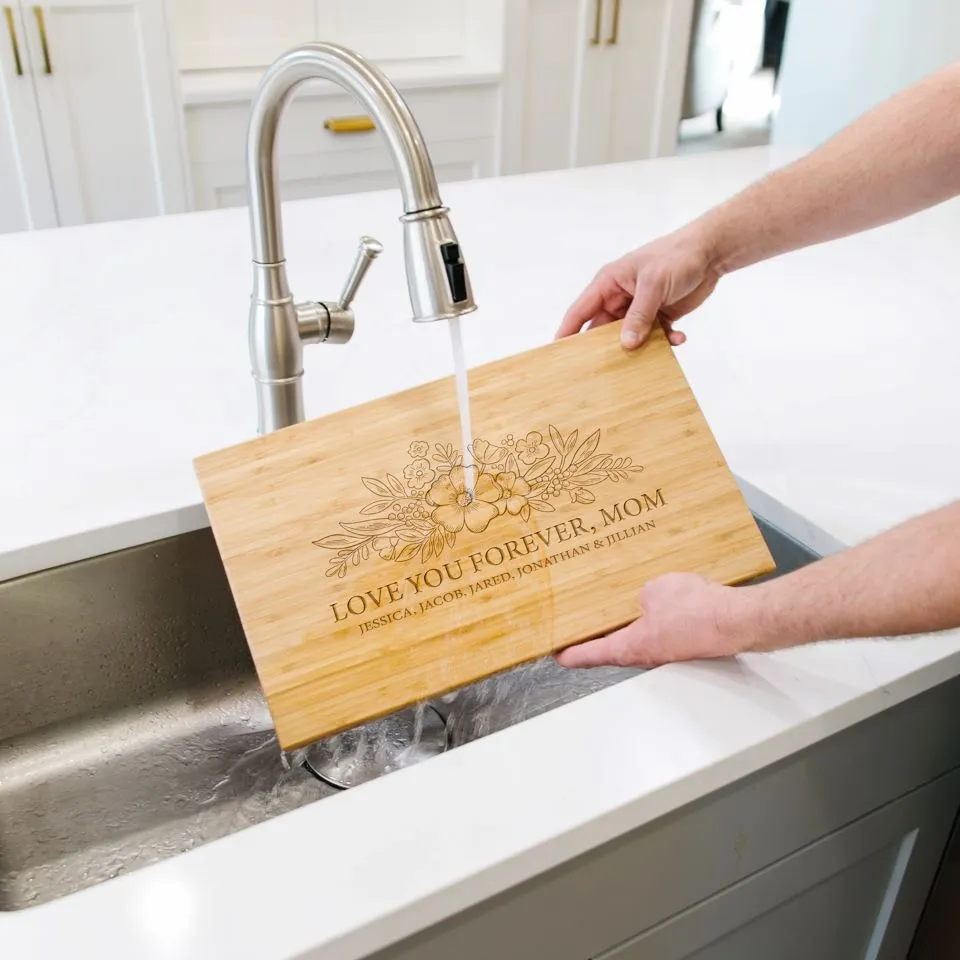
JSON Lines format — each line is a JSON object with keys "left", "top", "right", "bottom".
{"left": 660, "top": 315, "right": 687, "bottom": 346}
{"left": 621, "top": 270, "right": 666, "bottom": 349}
{"left": 555, "top": 282, "right": 606, "bottom": 339}
{"left": 554, "top": 623, "right": 638, "bottom": 669}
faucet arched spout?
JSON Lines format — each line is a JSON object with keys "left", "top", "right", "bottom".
{"left": 244, "top": 42, "right": 476, "bottom": 436}
{"left": 245, "top": 43, "right": 443, "bottom": 265}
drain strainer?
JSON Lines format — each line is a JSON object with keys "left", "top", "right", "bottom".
{"left": 302, "top": 704, "right": 448, "bottom": 790}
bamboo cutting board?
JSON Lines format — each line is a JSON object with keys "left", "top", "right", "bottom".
{"left": 194, "top": 322, "right": 775, "bottom": 750}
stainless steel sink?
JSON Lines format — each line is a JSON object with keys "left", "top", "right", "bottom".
{"left": 0, "top": 515, "right": 818, "bottom": 910}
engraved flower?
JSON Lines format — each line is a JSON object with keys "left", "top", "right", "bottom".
{"left": 426, "top": 467, "right": 501, "bottom": 534}
{"left": 402, "top": 458, "right": 435, "bottom": 491}
{"left": 372, "top": 535, "right": 400, "bottom": 561}
{"left": 494, "top": 472, "right": 531, "bottom": 516}
{"left": 471, "top": 438, "right": 507, "bottom": 466}
{"left": 515, "top": 431, "right": 549, "bottom": 465}
{"left": 408, "top": 440, "right": 429, "bottom": 459}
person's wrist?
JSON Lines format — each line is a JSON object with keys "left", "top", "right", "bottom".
{"left": 719, "top": 584, "right": 775, "bottom": 654}
{"left": 686, "top": 209, "right": 732, "bottom": 278}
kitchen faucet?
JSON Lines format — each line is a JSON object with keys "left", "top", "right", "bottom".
{"left": 245, "top": 43, "right": 478, "bottom": 434}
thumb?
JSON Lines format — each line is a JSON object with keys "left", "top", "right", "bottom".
{"left": 621, "top": 272, "right": 666, "bottom": 349}
{"left": 554, "top": 623, "right": 636, "bottom": 669}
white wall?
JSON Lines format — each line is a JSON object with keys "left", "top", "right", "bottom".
{"left": 772, "top": 0, "right": 960, "bottom": 149}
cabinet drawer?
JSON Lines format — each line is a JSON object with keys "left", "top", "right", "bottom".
{"left": 190, "top": 136, "right": 494, "bottom": 209}
{"left": 184, "top": 83, "right": 498, "bottom": 165}
{"left": 185, "top": 81, "right": 498, "bottom": 209}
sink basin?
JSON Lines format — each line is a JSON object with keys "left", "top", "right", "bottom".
{"left": 0, "top": 513, "right": 818, "bottom": 910}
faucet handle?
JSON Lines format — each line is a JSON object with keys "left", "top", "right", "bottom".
{"left": 339, "top": 235, "right": 383, "bottom": 311}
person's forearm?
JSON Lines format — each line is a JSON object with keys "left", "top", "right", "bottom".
{"left": 736, "top": 501, "right": 960, "bottom": 651}
{"left": 693, "top": 63, "right": 960, "bottom": 274}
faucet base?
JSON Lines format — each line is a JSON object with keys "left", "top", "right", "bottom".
{"left": 254, "top": 376, "right": 304, "bottom": 435}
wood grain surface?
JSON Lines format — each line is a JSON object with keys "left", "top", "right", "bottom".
{"left": 194, "top": 322, "right": 775, "bottom": 750}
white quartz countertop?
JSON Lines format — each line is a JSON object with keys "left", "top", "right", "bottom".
{"left": 3, "top": 147, "right": 960, "bottom": 957}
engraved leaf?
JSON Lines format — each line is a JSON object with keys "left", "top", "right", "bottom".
{"left": 504, "top": 453, "right": 519, "bottom": 474}
{"left": 563, "top": 429, "right": 579, "bottom": 457}
{"left": 341, "top": 519, "right": 398, "bottom": 536}
{"left": 548, "top": 424, "right": 564, "bottom": 453}
{"left": 445, "top": 530, "right": 456, "bottom": 548}
{"left": 395, "top": 542, "right": 421, "bottom": 563}
{"left": 520, "top": 503, "right": 532, "bottom": 522}
{"left": 574, "top": 488, "right": 596, "bottom": 504}
{"left": 386, "top": 473, "right": 407, "bottom": 498}
{"left": 572, "top": 429, "right": 600, "bottom": 465}
{"left": 394, "top": 527, "right": 424, "bottom": 542}
{"left": 360, "top": 499, "right": 395, "bottom": 515}
{"left": 529, "top": 499, "right": 555, "bottom": 513}
{"left": 574, "top": 473, "right": 608, "bottom": 486}
{"left": 524, "top": 456, "right": 555, "bottom": 481}
{"left": 421, "top": 537, "right": 435, "bottom": 562}
{"left": 577, "top": 455, "right": 611, "bottom": 475}
{"left": 362, "top": 477, "right": 392, "bottom": 498}
{"left": 313, "top": 534, "right": 363, "bottom": 550}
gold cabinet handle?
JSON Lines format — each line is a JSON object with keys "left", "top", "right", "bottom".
{"left": 606, "top": 0, "right": 622, "bottom": 44}
{"left": 3, "top": 6, "right": 22, "bottom": 76}
{"left": 591, "top": 0, "right": 603, "bottom": 44}
{"left": 33, "top": 6, "right": 50, "bottom": 74}
{"left": 323, "top": 115, "right": 375, "bottom": 134}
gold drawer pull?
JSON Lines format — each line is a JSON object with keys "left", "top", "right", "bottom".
{"left": 33, "top": 6, "right": 51, "bottom": 74}
{"left": 3, "top": 6, "right": 22, "bottom": 76}
{"left": 606, "top": 0, "right": 621, "bottom": 44}
{"left": 324, "top": 115, "right": 376, "bottom": 134}
{"left": 591, "top": 0, "right": 603, "bottom": 44}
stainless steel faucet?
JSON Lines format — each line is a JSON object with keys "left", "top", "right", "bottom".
{"left": 245, "top": 42, "right": 478, "bottom": 434}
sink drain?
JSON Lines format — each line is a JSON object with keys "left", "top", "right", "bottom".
{"left": 302, "top": 704, "right": 448, "bottom": 790}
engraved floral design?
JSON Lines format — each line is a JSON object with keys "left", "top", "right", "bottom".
{"left": 426, "top": 467, "right": 501, "bottom": 534}
{"left": 402, "top": 458, "right": 435, "bottom": 491}
{"left": 515, "top": 430, "right": 549, "bottom": 465}
{"left": 313, "top": 426, "right": 644, "bottom": 578}
{"left": 495, "top": 472, "right": 531, "bottom": 517}
{"left": 407, "top": 440, "right": 430, "bottom": 459}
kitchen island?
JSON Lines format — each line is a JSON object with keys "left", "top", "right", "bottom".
{"left": 2, "top": 146, "right": 960, "bottom": 958}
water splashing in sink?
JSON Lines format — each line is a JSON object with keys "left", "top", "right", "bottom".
{"left": 448, "top": 316, "right": 475, "bottom": 498}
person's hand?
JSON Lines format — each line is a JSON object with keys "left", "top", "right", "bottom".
{"left": 555, "top": 573, "right": 760, "bottom": 669}
{"left": 555, "top": 226, "right": 721, "bottom": 350}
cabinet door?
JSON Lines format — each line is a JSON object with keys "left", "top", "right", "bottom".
{"left": 596, "top": 769, "right": 960, "bottom": 960}
{"left": 604, "top": 0, "right": 695, "bottom": 162}
{"left": 172, "top": 0, "right": 316, "bottom": 72}
{"left": 499, "top": 0, "right": 588, "bottom": 174}
{"left": 172, "top": 0, "right": 494, "bottom": 72}
{"left": 22, "top": 0, "right": 188, "bottom": 225}
{"left": 0, "top": 2, "right": 56, "bottom": 231}
{"left": 501, "top": 0, "right": 694, "bottom": 174}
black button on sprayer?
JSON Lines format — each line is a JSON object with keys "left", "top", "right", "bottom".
{"left": 440, "top": 241, "right": 468, "bottom": 304}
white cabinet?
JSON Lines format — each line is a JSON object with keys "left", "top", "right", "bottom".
{"left": 0, "top": 3, "right": 56, "bottom": 231}
{"left": 500, "top": 0, "right": 696, "bottom": 174}
{"left": 597, "top": 771, "right": 960, "bottom": 959}
{"left": 184, "top": 81, "right": 498, "bottom": 211}
{"left": 0, "top": 0, "right": 187, "bottom": 233}
{"left": 172, "top": 0, "right": 504, "bottom": 74}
